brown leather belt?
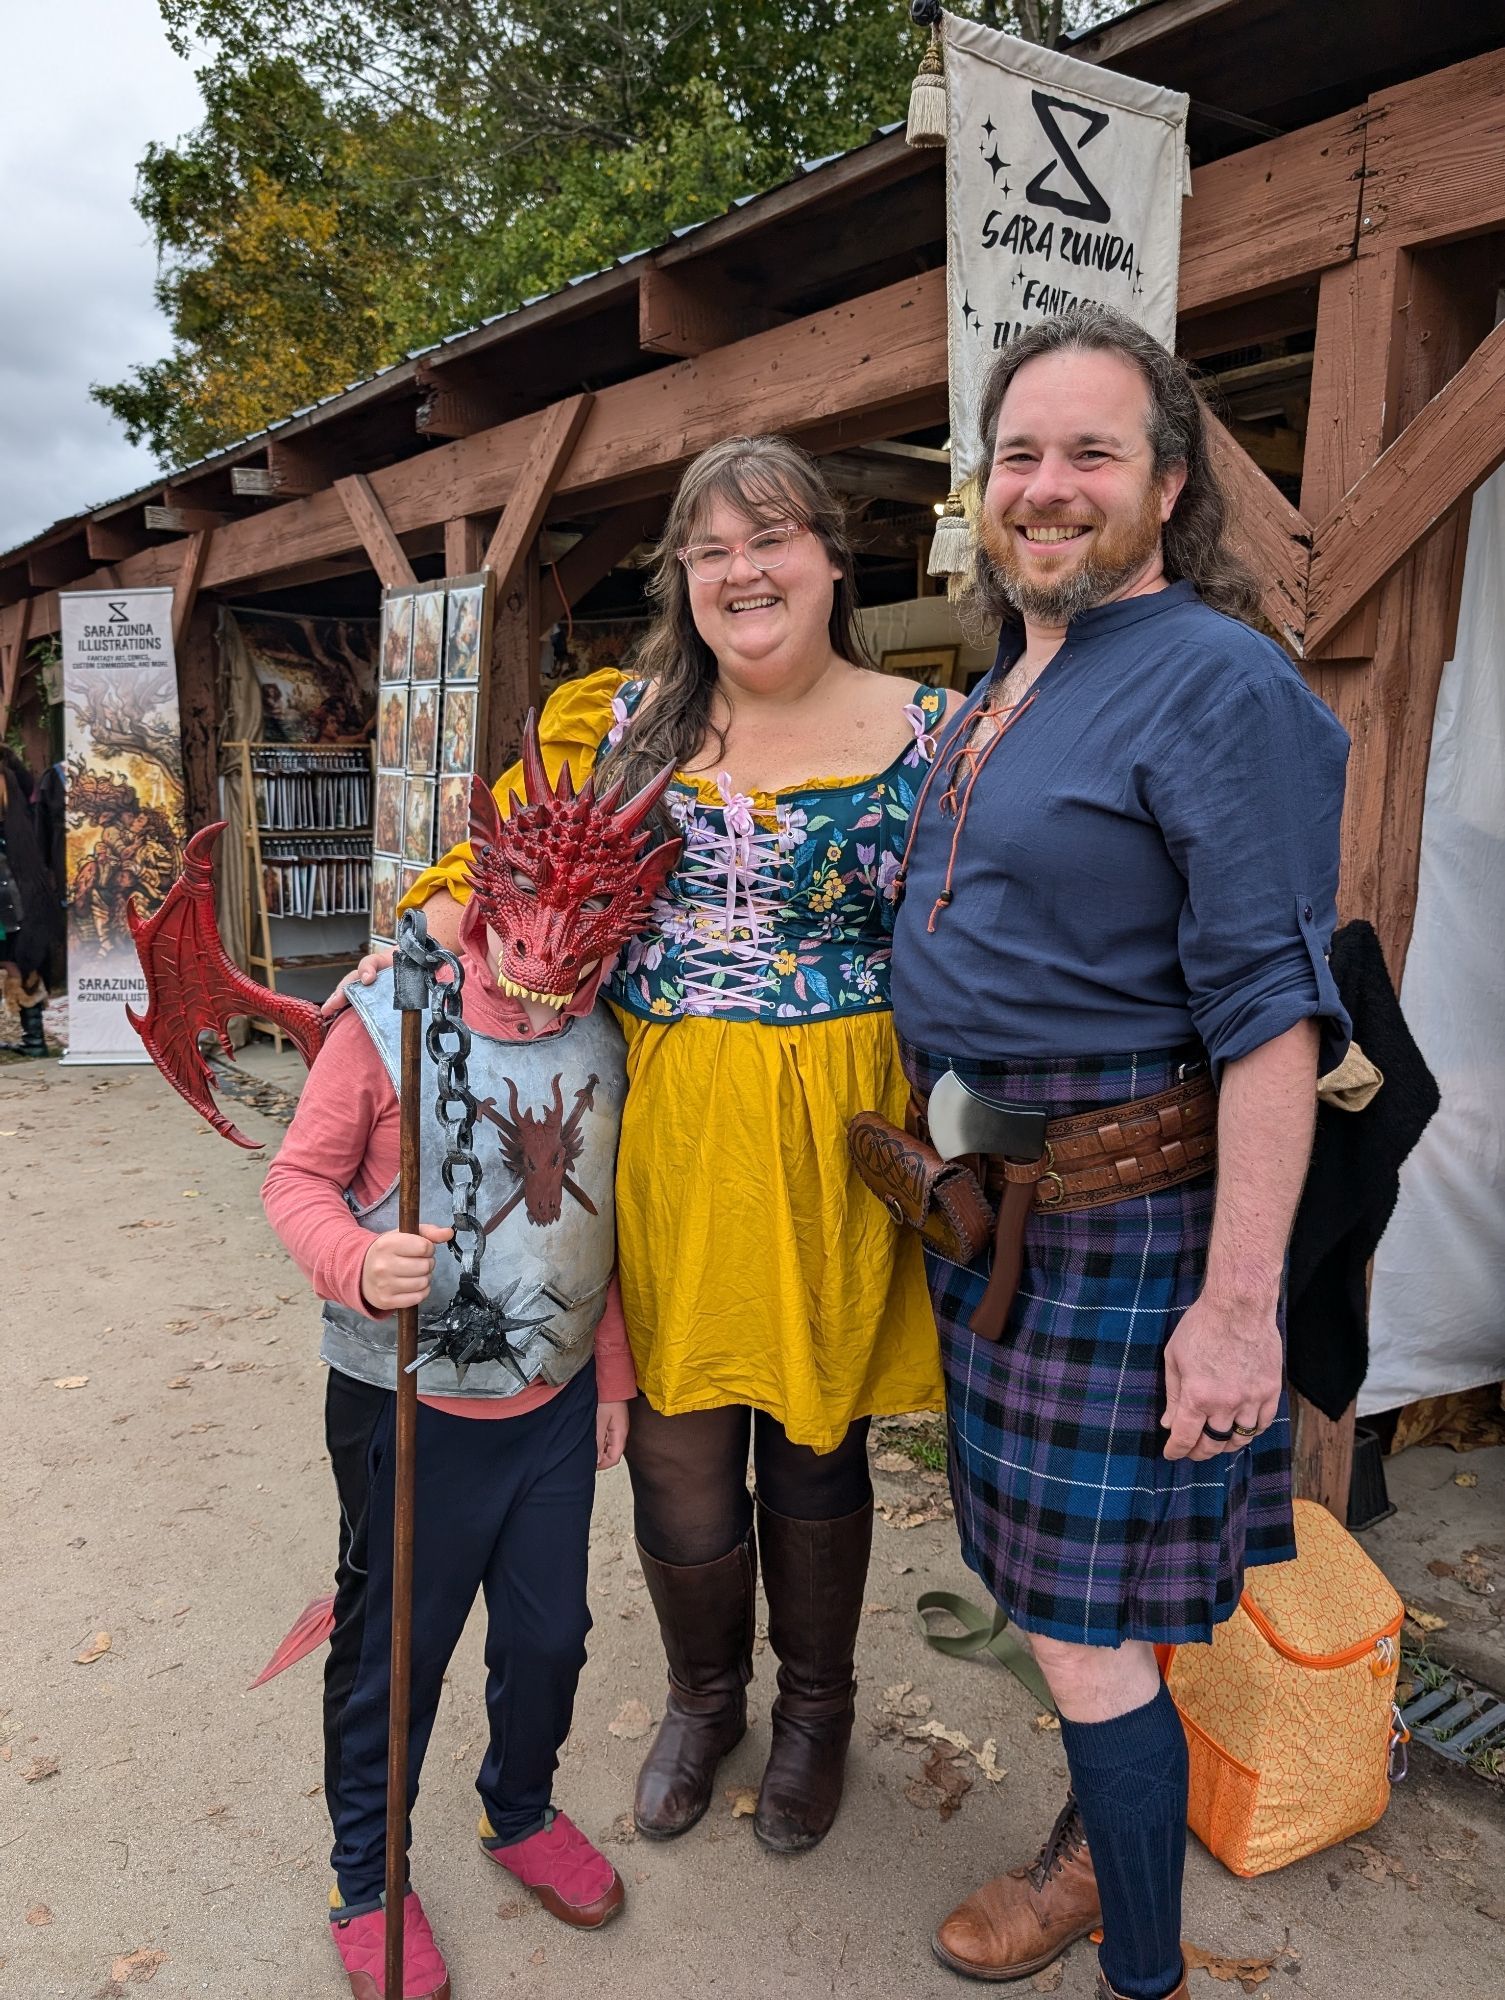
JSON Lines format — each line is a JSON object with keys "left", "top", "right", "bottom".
{"left": 906, "top": 1072, "right": 1217, "bottom": 1341}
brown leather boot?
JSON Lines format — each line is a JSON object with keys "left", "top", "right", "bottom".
{"left": 1097, "top": 1964, "right": 1188, "bottom": 1999}
{"left": 632, "top": 1533, "right": 755, "bottom": 1839}
{"left": 932, "top": 1794, "right": 1100, "bottom": 1981}
{"left": 753, "top": 1498, "right": 872, "bottom": 1854}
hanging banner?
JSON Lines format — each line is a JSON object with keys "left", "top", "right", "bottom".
{"left": 60, "top": 587, "right": 185, "bottom": 1063}
{"left": 940, "top": 14, "right": 1190, "bottom": 492}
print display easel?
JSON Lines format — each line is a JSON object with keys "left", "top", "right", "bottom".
{"left": 228, "top": 738, "right": 374, "bottom": 1049}
{"left": 371, "top": 572, "right": 494, "bottom": 946}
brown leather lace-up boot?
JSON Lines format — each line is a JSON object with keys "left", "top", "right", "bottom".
{"left": 633, "top": 1533, "right": 755, "bottom": 1839}
{"left": 753, "top": 1498, "right": 873, "bottom": 1854}
{"left": 932, "top": 1794, "right": 1101, "bottom": 1981}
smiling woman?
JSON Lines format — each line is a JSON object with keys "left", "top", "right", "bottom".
{"left": 398, "top": 433, "right": 960, "bottom": 1859}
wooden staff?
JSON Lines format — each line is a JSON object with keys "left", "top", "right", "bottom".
{"left": 386, "top": 926, "right": 427, "bottom": 1994}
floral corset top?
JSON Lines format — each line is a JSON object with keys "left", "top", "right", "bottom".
{"left": 604, "top": 681, "right": 946, "bottom": 1024}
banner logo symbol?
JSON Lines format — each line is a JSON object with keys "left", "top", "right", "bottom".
{"left": 1025, "top": 92, "right": 1111, "bottom": 223}
{"left": 107, "top": 601, "right": 131, "bottom": 622}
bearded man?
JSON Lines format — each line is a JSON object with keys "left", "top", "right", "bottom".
{"left": 890, "top": 307, "right": 1350, "bottom": 2000}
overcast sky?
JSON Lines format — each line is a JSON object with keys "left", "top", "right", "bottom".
{"left": 0, "top": 1, "right": 205, "bottom": 556}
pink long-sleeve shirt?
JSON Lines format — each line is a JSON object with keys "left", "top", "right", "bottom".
{"left": 261, "top": 922, "right": 635, "bottom": 1417}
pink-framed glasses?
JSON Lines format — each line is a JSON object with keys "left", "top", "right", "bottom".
{"left": 677, "top": 522, "right": 807, "bottom": 585}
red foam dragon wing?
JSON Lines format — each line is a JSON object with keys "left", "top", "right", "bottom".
{"left": 126, "top": 821, "right": 328, "bottom": 1150}
{"left": 249, "top": 1594, "right": 336, "bottom": 1689}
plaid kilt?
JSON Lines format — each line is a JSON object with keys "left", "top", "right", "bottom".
{"left": 901, "top": 1040, "right": 1295, "bottom": 1648}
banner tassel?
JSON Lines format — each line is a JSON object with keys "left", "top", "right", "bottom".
{"left": 906, "top": 27, "right": 947, "bottom": 149}
{"left": 928, "top": 490, "right": 973, "bottom": 578}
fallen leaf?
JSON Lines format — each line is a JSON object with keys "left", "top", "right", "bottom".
{"left": 26, "top": 1905, "right": 52, "bottom": 1926}
{"left": 904, "top": 1743, "right": 972, "bottom": 1820}
{"left": 109, "top": 1947, "right": 167, "bottom": 1984}
{"left": 1034, "top": 1712, "right": 1061, "bottom": 1732}
{"left": 496, "top": 1899, "right": 521, "bottom": 1920}
{"left": 167, "top": 1378, "right": 191, "bottom": 1391}
{"left": 181, "top": 1190, "right": 200, "bottom": 1198}
{"left": 23, "top": 1754, "right": 60, "bottom": 1783}
{"left": 973, "top": 1737, "right": 1007, "bottom": 1784}
{"left": 874, "top": 1450, "right": 913, "bottom": 1473}
{"left": 603, "top": 1811, "right": 637, "bottom": 1844}
{"left": 1455, "top": 1472, "right": 1479, "bottom": 1488}
{"left": 1183, "top": 1941, "right": 1297, "bottom": 1992}
{"left": 0, "top": 1745, "right": 10, "bottom": 1761}
{"left": 1345, "top": 1840, "right": 1421, "bottom": 1889}
{"left": 74, "top": 1632, "right": 112, "bottom": 1665}
{"left": 726, "top": 1786, "right": 758, "bottom": 1818}
{"left": 53, "top": 1375, "right": 89, "bottom": 1390}
{"left": 1031, "top": 1965, "right": 1064, "bottom": 1992}
{"left": 863, "top": 1602, "right": 894, "bottom": 1616}
{"left": 1427, "top": 1560, "right": 1457, "bottom": 1579}
{"left": 607, "top": 1699, "right": 653, "bottom": 1741}
{"left": 530, "top": 1946, "right": 546, "bottom": 1965}
{"left": 1403, "top": 1605, "right": 1447, "bottom": 1633}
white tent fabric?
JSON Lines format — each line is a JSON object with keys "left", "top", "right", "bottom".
{"left": 1361, "top": 460, "right": 1505, "bottom": 1415}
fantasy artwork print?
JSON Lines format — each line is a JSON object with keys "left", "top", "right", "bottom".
{"left": 437, "top": 773, "right": 472, "bottom": 857}
{"left": 236, "top": 610, "right": 377, "bottom": 744}
{"left": 443, "top": 582, "right": 486, "bottom": 684}
{"left": 377, "top": 685, "right": 409, "bottom": 770}
{"left": 380, "top": 591, "right": 415, "bottom": 682}
{"left": 373, "top": 769, "right": 405, "bottom": 856}
{"left": 407, "top": 683, "right": 440, "bottom": 774}
{"left": 440, "top": 686, "right": 477, "bottom": 775}
{"left": 403, "top": 776, "right": 435, "bottom": 867}
{"left": 411, "top": 589, "right": 446, "bottom": 683}
{"left": 370, "top": 854, "right": 400, "bottom": 943}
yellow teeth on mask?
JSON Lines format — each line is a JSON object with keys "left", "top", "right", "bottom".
{"left": 495, "top": 969, "right": 571, "bottom": 1010}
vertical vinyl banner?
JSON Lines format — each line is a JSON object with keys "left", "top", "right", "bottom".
{"left": 941, "top": 15, "right": 1190, "bottom": 489}
{"left": 60, "top": 587, "right": 185, "bottom": 1062}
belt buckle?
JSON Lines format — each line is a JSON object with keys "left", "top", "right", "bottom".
{"left": 1036, "top": 1141, "right": 1064, "bottom": 1206}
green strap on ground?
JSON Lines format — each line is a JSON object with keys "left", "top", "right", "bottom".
{"left": 913, "top": 1590, "right": 1056, "bottom": 1713}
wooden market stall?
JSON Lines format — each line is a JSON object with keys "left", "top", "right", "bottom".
{"left": 3, "top": 0, "right": 1503, "bottom": 1508}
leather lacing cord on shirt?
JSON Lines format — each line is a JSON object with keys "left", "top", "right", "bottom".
{"left": 893, "top": 693, "right": 1037, "bottom": 933}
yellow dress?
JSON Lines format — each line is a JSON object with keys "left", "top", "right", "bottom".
{"left": 401, "top": 667, "right": 943, "bottom": 1451}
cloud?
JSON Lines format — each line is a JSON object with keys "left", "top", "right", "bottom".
{"left": 0, "top": 0, "right": 204, "bottom": 555}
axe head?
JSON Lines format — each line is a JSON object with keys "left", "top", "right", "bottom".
{"left": 927, "top": 1070, "right": 1048, "bottom": 1163}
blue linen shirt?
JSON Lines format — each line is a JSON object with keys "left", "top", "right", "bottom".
{"left": 890, "top": 582, "right": 1352, "bottom": 1076}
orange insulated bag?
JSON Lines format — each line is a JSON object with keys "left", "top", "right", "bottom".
{"left": 1164, "top": 1497, "right": 1406, "bottom": 1877}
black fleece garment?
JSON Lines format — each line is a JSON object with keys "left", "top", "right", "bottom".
{"left": 1286, "top": 920, "right": 1439, "bottom": 1419}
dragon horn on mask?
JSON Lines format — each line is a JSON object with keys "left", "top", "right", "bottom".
{"left": 462, "top": 711, "right": 679, "bottom": 1005}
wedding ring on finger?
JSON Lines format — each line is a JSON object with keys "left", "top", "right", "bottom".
{"left": 1233, "top": 1421, "right": 1259, "bottom": 1438}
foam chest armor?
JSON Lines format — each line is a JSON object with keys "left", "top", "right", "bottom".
{"left": 320, "top": 969, "right": 626, "bottom": 1398}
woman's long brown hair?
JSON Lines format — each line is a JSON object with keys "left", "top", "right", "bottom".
{"left": 593, "top": 434, "right": 870, "bottom": 801}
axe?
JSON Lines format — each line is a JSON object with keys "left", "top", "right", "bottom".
{"left": 926, "top": 1071, "right": 1049, "bottom": 1343}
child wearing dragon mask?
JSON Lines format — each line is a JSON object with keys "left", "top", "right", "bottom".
{"left": 261, "top": 738, "right": 677, "bottom": 2000}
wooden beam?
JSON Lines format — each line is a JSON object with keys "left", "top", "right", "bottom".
{"left": 230, "top": 466, "right": 279, "bottom": 498}
{"left": 444, "top": 515, "right": 488, "bottom": 577}
{"left": 334, "top": 473, "right": 419, "bottom": 590}
{"left": 1179, "top": 287, "right": 1319, "bottom": 360}
{"left": 487, "top": 557, "right": 541, "bottom": 780}
{"left": 1065, "top": 0, "right": 1243, "bottom": 62}
{"left": 0, "top": 595, "right": 33, "bottom": 738}
{"left": 638, "top": 263, "right": 789, "bottom": 358}
{"left": 145, "top": 503, "right": 226, "bottom": 534}
{"left": 1178, "top": 110, "right": 1365, "bottom": 317}
{"left": 1361, "top": 45, "right": 1505, "bottom": 248}
{"left": 86, "top": 518, "right": 153, "bottom": 563}
{"left": 1306, "top": 317, "right": 1505, "bottom": 652}
{"left": 171, "top": 530, "right": 214, "bottom": 653}
{"left": 416, "top": 380, "right": 522, "bottom": 441}
{"left": 551, "top": 503, "right": 661, "bottom": 605}
{"left": 480, "top": 392, "right": 595, "bottom": 584}
{"left": 1203, "top": 414, "right": 1311, "bottom": 651}
{"left": 176, "top": 599, "right": 219, "bottom": 832}
{"left": 26, "top": 539, "right": 89, "bottom": 591}
{"left": 265, "top": 439, "right": 336, "bottom": 496}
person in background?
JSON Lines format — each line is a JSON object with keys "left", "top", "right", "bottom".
{"left": 0, "top": 746, "right": 61, "bottom": 1056}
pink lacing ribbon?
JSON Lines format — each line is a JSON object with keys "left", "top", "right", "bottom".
{"left": 903, "top": 701, "right": 938, "bottom": 762}
{"left": 671, "top": 774, "right": 787, "bottom": 1014}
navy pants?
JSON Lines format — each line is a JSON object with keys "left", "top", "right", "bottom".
{"left": 322, "top": 1363, "right": 597, "bottom": 1904}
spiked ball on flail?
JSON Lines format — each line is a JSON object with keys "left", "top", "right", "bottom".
{"left": 462, "top": 713, "right": 679, "bottom": 1009}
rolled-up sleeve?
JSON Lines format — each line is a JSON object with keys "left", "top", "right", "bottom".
{"left": 1147, "top": 666, "right": 1352, "bottom": 1078}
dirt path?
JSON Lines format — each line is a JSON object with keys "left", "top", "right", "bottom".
{"left": 3, "top": 1051, "right": 1501, "bottom": 1999}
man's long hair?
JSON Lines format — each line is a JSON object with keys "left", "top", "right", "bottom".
{"left": 972, "top": 305, "right": 1262, "bottom": 624}
{"left": 593, "top": 434, "right": 870, "bottom": 803}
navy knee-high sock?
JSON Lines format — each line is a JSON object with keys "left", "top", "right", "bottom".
{"left": 1058, "top": 1683, "right": 1186, "bottom": 2000}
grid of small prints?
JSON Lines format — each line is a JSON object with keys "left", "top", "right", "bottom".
{"left": 251, "top": 746, "right": 373, "bottom": 919}
{"left": 371, "top": 579, "right": 486, "bottom": 946}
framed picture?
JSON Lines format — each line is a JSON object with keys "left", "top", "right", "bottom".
{"left": 437, "top": 773, "right": 473, "bottom": 856}
{"left": 406, "top": 683, "right": 441, "bottom": 773}
{"left": 411, "top": 590, "right": 446, "bottom": 682}
{"left": 440, "top": 685, "right": 477, "bottom": 775}
{"left": 373, "top": 769, "right": 405, "bottom": 856}
{"left": 879, "top": 644, "right": 960, "bottom": 689}
{"left": 370, "top": 855, "right": 400, "bottom": 941}
{"left": 376, "top": 684, "right": 409, "bottom": 768}
{"left": 444, "top": 581, "right": 486, "bottom": 685}
{"left": 403, "top": 776, "right": 435, "bottom": 866}
{"left": 399, "top": 862, "right": 427, "bottom": 901}
{"left": 380, "top": 592, "right": 415, "bottom": 683}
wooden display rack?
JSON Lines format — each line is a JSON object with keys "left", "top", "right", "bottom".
{"left": 228, "top": 738, "right": 374, "bottom": 1049}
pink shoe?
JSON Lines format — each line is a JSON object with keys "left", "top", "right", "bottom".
{"left": 328, "top": 1887, "right": 451, "bottom": 2000}
{"left": 480, "top": 1808, "right": 625, "bottom": 1929}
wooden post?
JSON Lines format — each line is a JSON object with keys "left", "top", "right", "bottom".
{"left": 176, "top": 600, "right": 220, "bottom": 833}
{"left": 1291, "top": 236, "right": 1501, "bottom": 1519}
{"left": 486, "top": 555, "right": 541, "bottom": 779}
{"left": 444, "top": 516, "right": 487, "bottom": 578}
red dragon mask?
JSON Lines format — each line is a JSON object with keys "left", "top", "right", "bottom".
{"left": 463, "top": 714, "right": 678, "bottom": 1009}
